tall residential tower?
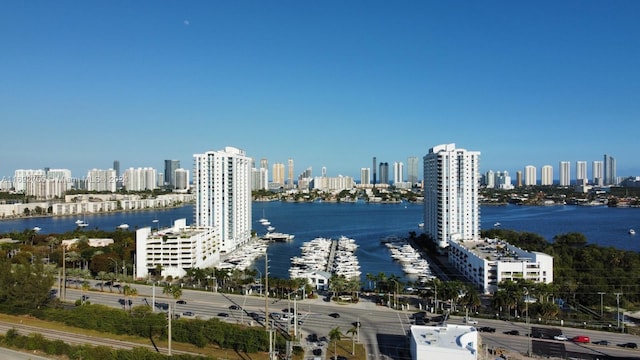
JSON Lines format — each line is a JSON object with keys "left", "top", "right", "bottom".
{"left": 423, "top": 144, "right": 480, "bottom": 250}
{"left": 193, "top": 146, "right": 252, "bottom": 254}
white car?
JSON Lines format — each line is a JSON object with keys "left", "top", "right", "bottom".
{"left": 463, "top": 318, "right": 478, "bottom": 325}
{"left": 554, "top": 334, "right": 568, "bottom": 341}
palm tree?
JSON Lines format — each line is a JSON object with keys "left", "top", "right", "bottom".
{"left": 328, "top": 327, "right": 342, "bottom": 359}
{"left": 346, "top": 325, "right": 358, "bottom": 355}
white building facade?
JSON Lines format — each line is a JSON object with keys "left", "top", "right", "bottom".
{"left": 541, "top": 165, "right": 554, "bottom": 186}
{"left": 135, "top": 218, "right": 219, "bottom": 279}
{"left": 193, "top": 146, "right": 252, "bottom": 254}
{"left": 524, "top": 165, "right": 537, "bottom": 186}
{"left": 448, "top": 238, "right": 554, "bottom": 294}
{"left": 423, "top": 144, "right": 480, "bottom": 250}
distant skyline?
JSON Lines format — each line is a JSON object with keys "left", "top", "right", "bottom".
{"left": 1, "top": 1, "right": 639, "bottom": 179}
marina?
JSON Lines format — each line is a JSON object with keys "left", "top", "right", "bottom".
{"left": 383, "top": 236, "right": 435, "bottom": 282}
{"left": 289, "top": 236, "right": 361, "bottom": 280}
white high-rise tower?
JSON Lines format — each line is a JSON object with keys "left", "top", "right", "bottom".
{"left": 423, "top": 143, "right": 480, "bottom": 250}
{"left": 193, "top": 146, "right": 252, "bottom": 254}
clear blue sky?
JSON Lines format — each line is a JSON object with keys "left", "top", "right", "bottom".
{"left": 1, "top": 1, "right": 639, "bottom": 181}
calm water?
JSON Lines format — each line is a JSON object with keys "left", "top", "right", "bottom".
{"left": 2, "top": 202, "right": 639, "bottom": 280}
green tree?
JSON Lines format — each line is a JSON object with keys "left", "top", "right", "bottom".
{"left": 328, "top": 326, "right": 342, "bottom": 359}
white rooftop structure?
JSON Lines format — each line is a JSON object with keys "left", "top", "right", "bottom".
{"left": 409, "top": 324, "right": 478, "bottom": 360}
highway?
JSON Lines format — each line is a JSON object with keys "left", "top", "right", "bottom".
{"left": 56, "top": 282, "right": 640, "bottom": 359}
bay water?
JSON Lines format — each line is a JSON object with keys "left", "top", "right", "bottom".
{"left": 1, "top": 202, "right": 639, "bottom": 281}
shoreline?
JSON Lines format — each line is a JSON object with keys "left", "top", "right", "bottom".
{"left": 0, "top": 204, "right": 190, "bottom": 222}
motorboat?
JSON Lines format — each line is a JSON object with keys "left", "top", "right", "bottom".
{"left": 118, "top": 223, "right": 130, "bottom": 230}
{"left": 629, "top": 229, "right": 636, "bottom": 235}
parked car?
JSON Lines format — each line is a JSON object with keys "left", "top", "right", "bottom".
{"left": 592, "top": 340, "right": 609, "bottom": 346}
{"left": 478, "top": 327, "right": 496, "bottom": 333}
{"left": 572, "top": 336, "right": 590, "bottom": 343}
{"left": 312, "top": 348, "right": 322, "bottom": 356}
{"left": 554, "top": 334, "right": 569, "bottom": 341}
{"left": 328, "top": 312, "right": 340, "bottom": 318}
{"left": 504, "top": 330, "right": 519, "bottom": 336}
{"left": 618, "top": 342, "right": 638, "bottom": 349}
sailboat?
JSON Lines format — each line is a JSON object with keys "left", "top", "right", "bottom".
{"left": 258, "top": 209, "right": 268, "bottom": 224}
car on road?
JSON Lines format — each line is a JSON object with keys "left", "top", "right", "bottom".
{"left": 330, "top": 356, "right": 348, "bottom": 360}
{"left": 572, "top": 336, "right": 590, "bottom": 343}
{"left": 618, "top": 342, "right": 638, "bottom": 349}
{"left": 592, "top": 340, "right": 609, "bottom": 346}
{"left": 217, "top": 312, "right": 230, "bottom": 317}
{"left": 503, "top": 330, "right": 519, "bottom": 336}
{"left": 229, "top": 305, "right": 241, "bottom": 310}
{"left": 352, "top": 321, "right": 362, "bottom": 328}
{"left": 328, "top": 313, "right": 340, "bottom": 318}
{"left": 183, "top": 311, "right": 195, "bottom": 317}
{"left": 478, "top": 327, "right": 496, "bottom": 333}
{"left": 554, "top": 334, "right": 569, "bottom": 341}
{"left": 81, "top": 295, "right": 89, "bottom": 301}
{"left": 176, "top": 300, "right": 187, "bottom": 304}
{"left": 312, "top": 348, "right": 322, "bottom": 356}
{"left": 463, "top": 318, "right": 478, "bottom": 325}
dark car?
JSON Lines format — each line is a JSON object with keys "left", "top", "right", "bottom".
{"left": 229, "top": 305, "right": 241, "bottom": 310}
{"left": 328, "top": 312, "right": 340, "bottom": 318}
{"left": 283, "top": 307, "right": 295, "bottom": 313}
{"left": 618, "top": 342, "right": 638, "bottom": 349}
{"left": 312, "top": 348, "right": 322, "bottom": 356}
{"left": 308, "top": 333, "right": 318, "bottom": 342}
{"left": 176, "top": 300, "right": 187, "bottom": 304}
{"left": 218, "top": 312, "right": 230, "bottom": 317}
{"left": 183, "top": 311, "right": 195, "bottom": 317}
{"left": 504, "top": 330, "right": 520, "bottom": 336}
{"left": 415, "top": 318, "right": 426, "bottom": 325}
{"left": 592, "top": 340, "right": 609, "bottom": 346}
{"left": 352, "top": 321, "right": 362, "bottom": 328}
{"left": 81, "top": 295, "right": 89, "bottom": 301}
{"left": 478, "top": 327, "right": 496, "bottom": 333}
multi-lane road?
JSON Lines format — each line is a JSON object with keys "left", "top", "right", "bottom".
{"left": 54, "top": 282, "right": 640, "bottom": 359}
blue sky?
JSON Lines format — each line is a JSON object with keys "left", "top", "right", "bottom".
{"left": 1, "top": 1, "right": 639, "bottom": 181}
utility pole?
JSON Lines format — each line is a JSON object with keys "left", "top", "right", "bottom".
{"left": 265, "top": 252, "right": 274, "bottom": 360}
{"left": 598, "top": 292, "right": 605, "bottom": 317}
{"left": 168, "top": 303, "right": 172, "bottom": 356}
{"left": 615, "top": 292, "right": 622, "bottom": 330}
{"left": 62, "top": 245, "right": 66, "bottom": 301}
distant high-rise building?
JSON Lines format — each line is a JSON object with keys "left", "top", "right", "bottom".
{"left": 604, "top": 154, "right": 616, "bottom": 186}
{"left": 559, "top": 161, "right": 571, "bottom": 186}
{"left": 272, "top": 163, "right": 285, "bottom": 186}
{"left": 379, "top": 162, "right": 389, "bottom": 185}
{"left": 124, "top": 167, "right": 157, "bottom": 191}
{"left": 496, "top": 171, "right": 513, "bottom": 190}
{"left": 516, "top": 171, "right": 522, "bottom": 187}
{"left": 113, "top": 160, "right": 122, "bottom": 189}
{"left": 164, "top": 160, "right": 180, "bottom": 188}
{"left": 483, "top": 170, "right": 495, "bottom": 188}
{"left": 87, "top": 168, "right": 117, "bottom": 192}
{"left": 541, "top": 165, "right": 553, "bottom": 186}
{"left": 260, "top": 158, "right": 268, "bottom": 171}
{"left": 372, "top": 157, "right": 377, "bottom": 187}
{"left": 193, "top": 146, "right": 252, "bottom": 254}
{"left": 576, "top": 161, "right": 587, "bottom": 184}
{"left": 592, "top": 160, "right": 604, "bottom": 186}
{"left": 393, "top": 162, "right": 404, "bottom": 184}
{"left": 423, "top": 143, "right": 480, "bottom": 250}
{"left": 174, "top": 168, "right": 189, "bottom": 191}
{"left": 360, "top": 168, "right": 371, "bottom": 185}
{"left": 287, "top": 158, "right": 294, "bottom": 189}
{"left": 524, "top": 165, "right": 537, "bottom": 186}
{"left": 321, "top": 166, "right": 327, "bottom": 177}
{"left": 407, "top": 157, "right": 419, "bottom": 185}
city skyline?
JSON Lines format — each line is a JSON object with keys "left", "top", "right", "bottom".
{"left": 2, "top": 2, "right": 639, "bottom": 179}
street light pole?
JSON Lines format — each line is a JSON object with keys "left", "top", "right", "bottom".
{"left": 523, "top": 287, "right": 531, "bottom": 357}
